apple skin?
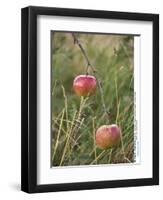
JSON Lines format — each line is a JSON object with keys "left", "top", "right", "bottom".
{"left": 73, "top": 75, "right": 97, "bottom": 97}
{"left": 96, "top": 124, "right": 121, "bottom": 149}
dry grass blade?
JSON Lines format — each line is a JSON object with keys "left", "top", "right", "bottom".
{"left": 61, "top": 85, "right": 69, "bottom": 130}
{"left": 52, "top": 109, "right": 65, "bottom": 162}
{"left": 59, "top": 110, "right": 77, "bottom": 166}
{"left": 90, "top": 150, "right": 106, "bottom": 165}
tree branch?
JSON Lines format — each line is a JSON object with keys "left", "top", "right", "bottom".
{"left": 72, "top": 33, "right": 97, "bottom": 74}
{"left": 72, "top": 33, "right": 110, "bottom": 119}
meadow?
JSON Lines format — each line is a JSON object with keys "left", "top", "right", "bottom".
{"left": 51, "top": 32, "right": 134, "bottom": 166}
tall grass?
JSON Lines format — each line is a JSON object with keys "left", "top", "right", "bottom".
{"left": 51, "top": 32, "right": 134, "bottom": 166}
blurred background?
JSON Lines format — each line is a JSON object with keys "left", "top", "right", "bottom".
{"left": 51, "top": 32, "right": 134, "bottom": 166}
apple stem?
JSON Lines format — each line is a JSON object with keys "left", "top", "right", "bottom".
{"left": 72, "top": 33, "right": 110, "bottom": 119}
{"left": 85, "top": 64, "right": 89, "bottom": 75}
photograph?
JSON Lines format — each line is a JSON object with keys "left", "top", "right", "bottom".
{"left": 51, "top": 31, "right": 135, "bottom": 167}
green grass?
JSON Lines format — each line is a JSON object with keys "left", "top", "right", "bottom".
{"left": 51, "top": 32, "right": 134, "bottom": 166}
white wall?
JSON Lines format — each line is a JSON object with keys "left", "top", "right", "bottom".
{"left": 0, "top": 0, "right": 162, "bottom": 199}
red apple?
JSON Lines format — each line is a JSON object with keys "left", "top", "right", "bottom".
{"left": 96, "top": 124, "right": 121, "bottom": 149}
{"left": 73, "top": 75, "right": 97, "bottom": 97}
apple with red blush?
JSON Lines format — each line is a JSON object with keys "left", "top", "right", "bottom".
{"left": 73, "top": 75, "right": 97, "bottom": 97}
{"left": 95, "top": 124, "right": 121, "bottom": 149}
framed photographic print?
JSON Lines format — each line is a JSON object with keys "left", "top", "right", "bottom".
{"left": 21, "top": 6, "right": 159, "bottom": 193}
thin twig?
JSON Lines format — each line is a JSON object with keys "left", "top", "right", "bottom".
{"left": 97, "top": 79, "right": 110, "bottom": 117}
{"left": 92, "top": 117, "right": 97, "bottom": 164}
{"left": 114, "top": 76, "right": 131, "bottom": 163}
{"left": 72, "top": 33, "right": 110, "bottom": 118}
{"left": 72, "top": 33, "right": 96, "bottom": 74}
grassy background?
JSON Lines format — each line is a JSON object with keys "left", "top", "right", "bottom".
{"left": 51, "top": 32, "right": 134, "bottom": 166}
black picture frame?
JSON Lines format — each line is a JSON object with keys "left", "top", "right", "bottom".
{"left": 21, "top": 6, "right": 159, "bottom": 193}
